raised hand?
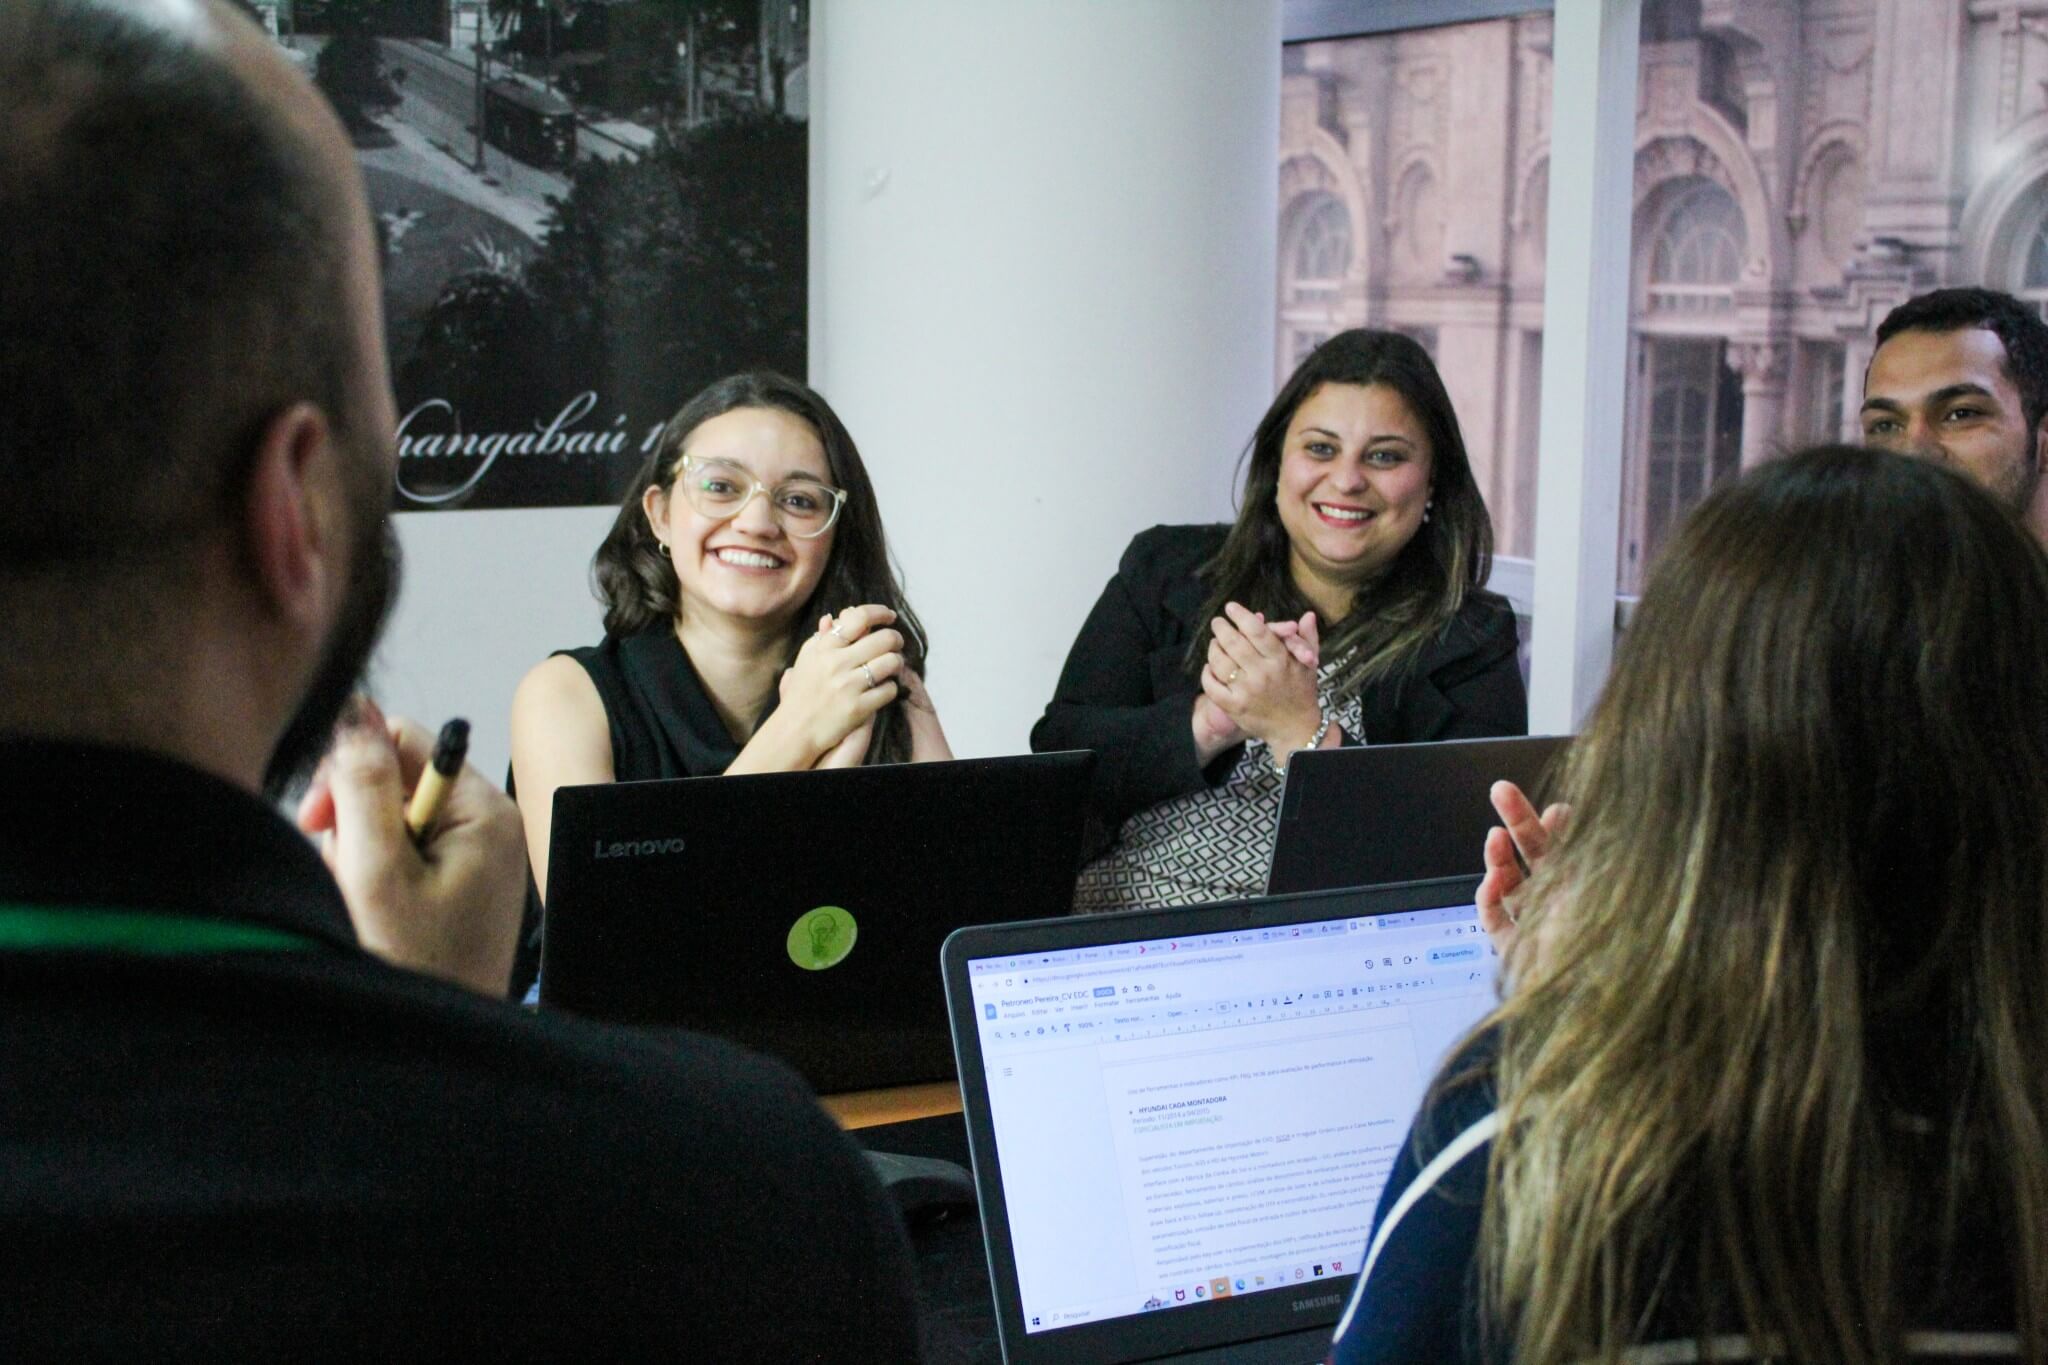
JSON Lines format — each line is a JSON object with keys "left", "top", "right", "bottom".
{"left": 1477, "top": 779, "right": 1569, "bottom": 954}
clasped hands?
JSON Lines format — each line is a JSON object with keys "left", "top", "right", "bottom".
{"left": 1193, "top": 601, "right": 1329, "bottom": 766}
{"left": 773, "top": 603, "right": 917, "bottom": 769}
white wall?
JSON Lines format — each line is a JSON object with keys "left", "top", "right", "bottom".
{"left": 374, "top": 0, "right": 1283, "bottom": 775}
{"left": 810, "top": 0, "right": 1281, "bottom": 759}
{"left": 376, "top": 507, "right": 613, "bottom": 782}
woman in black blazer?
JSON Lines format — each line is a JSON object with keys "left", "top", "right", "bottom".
{"left": 1033, "top": 330, "right": 1526, "bottom": 912}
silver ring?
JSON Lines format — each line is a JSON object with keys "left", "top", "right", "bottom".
{"left": 829, "top": 623, "right": 847, "bottom": 642}
{"left": 860, "top": 662, "right": 877, "bottom": 689}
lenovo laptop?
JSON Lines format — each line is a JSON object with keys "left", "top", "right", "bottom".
{"left": 942, "top": 876, "right": 1497, "bottom": 1363}
{"left": 540, "top": 751, "right": 1093, "bottom": 1094}
{"left": 1265, "top": 735, "right": 1569, "bottom": 896}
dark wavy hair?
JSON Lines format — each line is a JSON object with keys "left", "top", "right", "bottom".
{"left": 591, "top": 372, "right": 926, "bottom": 765}
{"left": 1189, "top": 329, "right": 1493, "bottom": 696}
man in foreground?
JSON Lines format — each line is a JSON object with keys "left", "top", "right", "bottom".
{"left": 0, "top": 1, "right": 917, "bottom": 1356}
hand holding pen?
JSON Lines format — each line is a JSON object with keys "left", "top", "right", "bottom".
{"left": 297, "top": 699, "right": 527, "bottom": 998}
{"left": 404, "top": 718, "right": 470, "bottom": 842}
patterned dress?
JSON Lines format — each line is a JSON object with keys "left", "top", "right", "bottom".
{"left": 1070, "top": 656, "right": 1366, "bottom": 914}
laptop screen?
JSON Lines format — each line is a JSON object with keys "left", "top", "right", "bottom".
{"left": 961, "top": 899, "right": 1494, "bottom": 1338}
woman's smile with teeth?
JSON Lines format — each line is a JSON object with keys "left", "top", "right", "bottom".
{"left": 1315, "top": 503, "right": 1373, "bottom": 524}
{"left": 714, "top": 547, "right": 785, "bottom": 569}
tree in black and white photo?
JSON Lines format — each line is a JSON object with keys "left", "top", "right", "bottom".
{"left": 314, "top": 0, "right": 400, "bottom": 139}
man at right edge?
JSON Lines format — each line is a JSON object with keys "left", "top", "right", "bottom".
{"left": 1859, "top": 286, "right": 2048, "bottom": 548}
{"left": 0, "top": 2, "right": 918, "bottom": 1357}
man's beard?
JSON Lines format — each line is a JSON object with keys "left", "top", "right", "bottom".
{"left": 1976, "top": 419, "right": 2047, "bottom": 519}
{"left": 2009, "top": 452, "right": 2045, "bottom": 521}
{"left": 262, "top": 508, "right": 402, "bottom": 801}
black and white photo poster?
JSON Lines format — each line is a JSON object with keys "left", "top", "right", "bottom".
{"left": 248, "top": 0, "right": 809, "bottom": 509}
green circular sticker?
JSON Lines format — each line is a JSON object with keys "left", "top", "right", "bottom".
{"left": 787, "top": 905, "right": 858, "bottom": 971}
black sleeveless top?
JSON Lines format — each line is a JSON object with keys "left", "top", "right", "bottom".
{"left": 561, "top": 629, "right": 773, "bottom": 780}
{"left": 509, "top": 630, "right": 779, "bottom": 997}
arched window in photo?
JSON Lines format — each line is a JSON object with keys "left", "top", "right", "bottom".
{"left": 1625, "top": 176, "right": 1747, "bottom": 592}
{"left": 1292, "top": 194, "right": 1353, "bottom": 296}
{"left": 1645, "top": 180, "right": 1743, "bottom": 317}
{"left": 1278, "top": 189, "right": 1357, "bottom": 385}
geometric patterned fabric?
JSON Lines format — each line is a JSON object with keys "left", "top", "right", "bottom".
{"left": 1071, "top": 655, "right": 1366, "bottom": 914}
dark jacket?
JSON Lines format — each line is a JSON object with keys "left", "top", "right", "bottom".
{"left": 0, "top": 739, "right": 922, "bottom": 1362}
{"left": 1030, "top": 524, "right": 1527, "bottom": 856}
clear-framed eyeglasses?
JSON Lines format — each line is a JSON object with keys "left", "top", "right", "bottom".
{"left": 673, "top": 455, "right": 848, "bottom": 539}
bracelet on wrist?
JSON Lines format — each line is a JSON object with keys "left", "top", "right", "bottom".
{"left": 1273, "top": 710, "right": 1333, "bottom": 776}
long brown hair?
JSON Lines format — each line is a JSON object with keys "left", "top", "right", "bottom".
{"left": 1474, "top": 446, "right": 2048, "bottom": 1363}
{"left": 1189, "top": 329, "right": 1493, "bottom": 695}
{"left": 591, "top": 372, "right": 927, "bottom": 765}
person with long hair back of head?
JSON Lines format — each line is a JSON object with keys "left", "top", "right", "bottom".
{"left": 1329, "top": 445, "right": 2048, "bottom": 1365}
{"left": 1032, "top": 329, "right": 1526, "bottom": 914}
{"left": 510, "top": 373, "right": 950, "bottom": 987}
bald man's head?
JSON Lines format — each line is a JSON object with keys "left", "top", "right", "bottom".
{"left": 0, "top": 0, "right": 402, "bottom": 794}
{"left": 0, "top": 0, "right": 380, "bottom": 580}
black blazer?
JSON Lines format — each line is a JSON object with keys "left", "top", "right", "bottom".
{"left": 1030, "top": 524, "right": 1528, "bottom": 856}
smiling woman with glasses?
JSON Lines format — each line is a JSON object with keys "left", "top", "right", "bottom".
{"left": 507, "top": 372, "right": 949, "bottom": 989}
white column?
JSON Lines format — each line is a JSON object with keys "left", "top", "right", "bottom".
{"left": 1730, "top": 341, "right": 1789, "bottom": 469}
{"left": 1527, "top": 0, "right": 1641, "bottom": 733}
{"left": 809, "top": 0, "right": 1281, "bottom": 760}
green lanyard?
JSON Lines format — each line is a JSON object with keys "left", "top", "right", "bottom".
{"left": 0, "top": 905, "right": 318, "bottom": 955}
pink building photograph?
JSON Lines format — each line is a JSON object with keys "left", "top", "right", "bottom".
{"left": 1280, "top": 0, "right": 2048, "bottom": 589}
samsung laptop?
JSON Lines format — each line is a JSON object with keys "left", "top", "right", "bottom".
{"left": 942, "top": 875, "right": 1497, "bottom": 1363}
{"left": 1265, "top": 735, "right": 1569, "bottom": 896}
{"left": 540, "top": 751, "right": 1093, "bottom": 1094}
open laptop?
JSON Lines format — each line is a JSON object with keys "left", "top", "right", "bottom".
{"left": 1265, "top": 735, "right": 1569, "bottom": 896}
{"left": 942, "top": 876, "right": 1496, "bottom": 1363}
{"left": 540, "top": 751, "right": 1093, "bottom": 1094}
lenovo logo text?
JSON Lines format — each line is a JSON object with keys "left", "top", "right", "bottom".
{"left": 593, "top": 837, "right": 687, "bottom": 859}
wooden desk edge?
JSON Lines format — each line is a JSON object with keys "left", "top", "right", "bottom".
{"left": 822, "top": 1081, "right": 963, "bottom": 1130}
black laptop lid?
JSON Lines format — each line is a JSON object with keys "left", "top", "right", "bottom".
{"left": 540, "top": 751, "right": 1093, "bottom": 1093}
{"left": 942, "top": 877, "right": 1495, "bottom": 1364}
{"left": 1265, "top": 735, "right": 1569, "bottom": 896}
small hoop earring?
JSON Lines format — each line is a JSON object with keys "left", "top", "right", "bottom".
{"left": 656, "top": 540, "right": 672, "bottom": 559}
